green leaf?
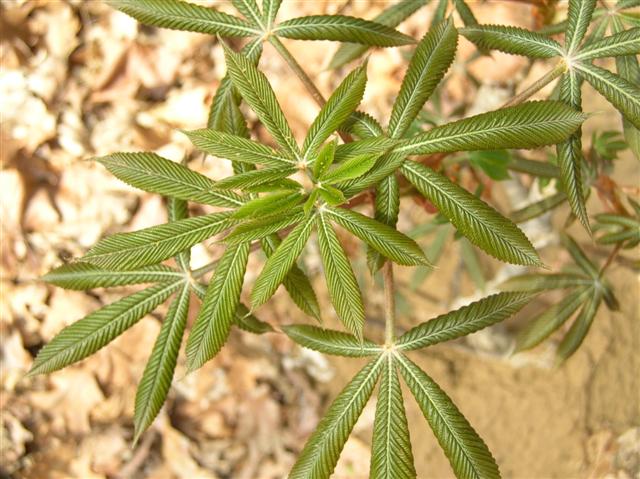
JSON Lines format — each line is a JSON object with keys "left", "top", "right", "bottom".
{"left": 185, "top": 129, "right": 296, "bottom": 167}
{"left": 133, "top": 284, "right": 189, "bottom": 443}
{"left": 341, "top": 111, "right": 385, "bottom": 138}
{"left": 515, "top": 288, "right": 590, "bottom": 352}
{"left": 460, "top": 239, "right": 486, "bottom": 291}
{"left": 282, "top": 325, "right": 380, "bottom": 357}
{"left": 106, "top": 0, "right": 261, "bottom": 37}
{"left": 454, "top": 0, "right": 480, "bottom": 28}
{"left": 251, "top": 213, "right": 315, "bottom": 309}
{"left": 234, "top": 303, "right": 274, "bottom": 334}
{"left": 370, "top": 354, "right": 417, "bottom": 479}
{"left": 556, "top": 289, "right": 603, "bottom": 362}
{"left": 313, "top": 139, "right": 337, "bottom": 178}
{"left": 500, "top": 273, "right": 592, "bottom": 292}
{"left": 396, "top": 353, "right": 500, "bottom": 479}
{"left": 565, "top": 0, "right": 597, "bottom": 53}
{"left": 96, "top": 152, "right": 243, "bottom": 208}
{"left": 42, "top": 262, "right": 183, "bottom": 290}
{"left": 167, "top": 196, "right": 191, "bottom": 271}
{"left": 225, "top": 210, "right": 305, "bottom": 244}
{"left": 388, "top": 18, "right": 458, "bottom": 138}
{"left": 320, "top": 153, "right": 379, "bottom": 184}
{"left": 261, "top": 0, "right": 281, "bottom": 29}
{"left": 83, "top": 212, "right": 233, "bottom": 271}
{"left": 316, "top": 212, "right": 366, "bottom": 338}
{"left": 28, "top": 281, "right": 182, "bottom": 376}
{"left": 401, "top": 161, "right": 541, "bottom": 266}
{"left": 459, "top": 25, "right": 563, "bottom": 58}
{"left": 557, "top": 71, "right": 590, "bottom": 232}
{"left": 325, "top": 206, "right": 430, "bottom": 267}
{"left": 232, "top": 0, "right": 263, "bottom": 28}
{"left": 318, "top": 185, "right": 346, "bottom": 205}
{"left": 506, "top": 156, "right": 560, "bottom": 178}
{"left": 368, "top": 175, "right": 401, "bottom": 272}
{"left": 612, "top": 18, "right": 640, "bottom": 159}
{"left": 334, "top": 136, "right": 397, "bottom": 162}
{"left": 213, "top": 166, "right": 297, "bottom": 191}
{"left": 510, "top": 191, "right": 567, "bottom": 223}
{"left": 304, "top": 65, "right": 367, "bottom": 158}
{"left": 396, "top": 101, "right": 585, "bottom": 156}
{"left": 222, "top": 42, "right": 301, "bottom": 159}
{"left": 261, "top": 234, "right": 321, "bottom": 321}
{"left": 341, "top": 151, "right": 408, "bottom": 197}
{"left": 289, "top": 356, "right": 384, "bottom": 479}
{"left": 469, "top": 150, "right": 511, "bottom": 180}
{"left": 186, "top": 242, "right": 250, "bottom": 371}
{"left": 273, "top": 15, "right": 415, "bottom": 46}
{"left": 561, "top": 234, "right": 600, "bottom": 278}
{"left": 328, "top": 0, "right": 427, "bottom": 69}
{"left": 232, "top": 192, "right": 303, "bottom": 219}
{"left": 576, "top": 27, "right": 640, "bottom": 60}
{"left": 576, "top": 62, "right": 640, "bottom": 129}
{"left": 397, "top": 292, "right": 534, "bottom": 351}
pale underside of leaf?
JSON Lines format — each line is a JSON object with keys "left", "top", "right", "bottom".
{"left": 401, "top": 161, "right": 541, "bottom": 266}
{"left": 396, "top": 353, "right": 501, "bottom": 479}
{"left": 316, "top": 213, "right": 366, "bottom": 339}
{"left": 83, "top": 212, "right": 234, "bottom": 270}
{"left": 28, "top": 280, "right": 182, "bottom": 376}
{"left": 134, "top": 284, "right": 190, "bottom": 443}
{"left": 186, "top": 242, "right": 250, "bottom": 371}
{"left": 370, "top": 354, "right": 417, "bottom": 479}
{"left": 397, "top": 292, "right": 535, "bottom": 351}
{"left": 289, "top": 355, "right": 384, "bottom": 479}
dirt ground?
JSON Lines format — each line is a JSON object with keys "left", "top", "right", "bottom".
{"left": 1, "top": 1, "right": 638, "bottom": 478}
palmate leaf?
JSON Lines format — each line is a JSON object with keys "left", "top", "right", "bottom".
{"left": 575, "top": 62, "right": 640, "bottom": 129}
{"left": 96, "top": 153, "right": 243, "bottom": 208}
{"left": 565, "top": 0, "right": 597, "bottom": 54}
{"left": 328, "top": 0, "right": 427, "bottom": 69}
{"left": 369, "top": 175, "right": 401, "bottom": 272}
{"left": 594, "top": 213, "right": 640, "bottom": 247}
{"left": 612, "top": 17, "right": 640, "bottom": 159}
{"left": 395, "top": 101, "right": 585, "bottom": 156}
{"left": 289, "top": 355, "right": 384, "bottom": 479}
{"left": 28, "top": 280, "right": 182, "bottom": 376}
{"left": 222, "top": 42, "right": 301, "bottom": 159}
{"left": 325, "top": 206, "right": 430, "bottom": 267}
{"left": 576, "top": 27, "right": 640, "bottom": 60}
{"left": 133, "top": 283, "right": 189, "bottom": 443}
{"left": 282, "top": 325, "right": 380, "bottom": 357}
{"left": 316, "top": 212, "right": 366, "bottom": 339}
{"left": 251, "top": 213, "right": 315, "bottom": 309}
{"left": 556, "top": 289, "right": 603, "bottom": 362}
{"left": 556, "top": 71, "right": 590, "bottom": 232}
{"left": 185, "top": 242, "right": 250, "bottom": 371}
{"left": 370, "top": 354, "right": 416, "bottom": 479}
{"left": 401, "top": 161, "right": 542, "bottom": 266}
{"left": 396, "top": 353, "right": 500, "bottom": 479}
{"left": 107, "top": 0, "right": 261, "bottom": 37}
{"left": 273, "top": 15, "right": 415, "bottom": 46}
{"left": 303, "top": 65, "right": 367, "bottom": 158}
{"left": 185, "top": 129, "right": 295, "bottom": 167}
{"left": 500, "top": 273, "right": 593, "bottom": 292}
{"left": 42, "top": 262, "right": 183, "bottom": 290}
{"left": 83, "top": 212, "right": 234, "bottom": 271}
{"left": 261, "top": 234, "right": 321, "bottom": 321}
{"left": 515, "top": 288, "right": 590, "bottom": 352}
{"left": 459, "top": 25, "right": 563, "bottom": 58}
{"left": 388, "top": 18, "right": 458, "bottom": 138}
{"left": 561, "top": 234, "right": 600, "bottom": 278}
{"left": 213, "top": 166, "right": 297, "bottom": 191}
{"left": 397, "top": 292, "right": 534, "bottom": 351}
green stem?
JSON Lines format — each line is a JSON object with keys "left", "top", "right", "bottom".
{"left": 382, "top": 261, "right": 396, "bottom": 345}
{"left": 268, "top": 35, "right": 327, "bottom": 107}
{"left": 501, "top": 60, "right": 567, "bottom": 108}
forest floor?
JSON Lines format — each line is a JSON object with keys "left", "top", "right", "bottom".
{"left": 1, "top": 1, "right": 638, "bottom": 478}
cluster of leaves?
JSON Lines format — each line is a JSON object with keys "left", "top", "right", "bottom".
{"left": 31, "top": 1, "right": 639, "bottom": 478}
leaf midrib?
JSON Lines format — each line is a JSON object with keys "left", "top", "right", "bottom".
{"left": 575, "top": 32, "right": 640, "bottom": 59}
